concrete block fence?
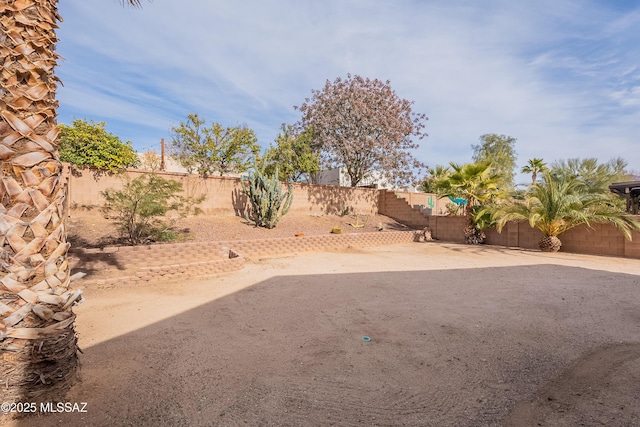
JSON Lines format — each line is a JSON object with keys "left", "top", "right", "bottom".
{"left": 63, "top": 167, "right": 640, "bottom": 260}
{"left": 64, "top": 166, "right": 378, "bottom": 216}
{"left": 382, "top": 189, "right": 640, "bottom": 259}
{"left": 70, "top": 231, "right": 420, "bottom": 286}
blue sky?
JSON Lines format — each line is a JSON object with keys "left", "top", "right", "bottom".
{"left": 56, "top": 0, "right": 640, "bottom": 184}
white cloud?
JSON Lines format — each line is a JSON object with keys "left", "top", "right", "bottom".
{"left": 55, "top": 0, "right": 640, "bottom": 177}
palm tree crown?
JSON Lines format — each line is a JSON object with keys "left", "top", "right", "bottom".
{"left": 487, "top": 171, "right": 640, "bottom": 250}
{"left": 445, "top": 162, "right": 502, "bottom": 213}
{"left": 521, "top": 158, "right": 547, "bottom": 185}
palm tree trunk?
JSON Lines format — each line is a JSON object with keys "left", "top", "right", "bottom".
{"left": 1, "top": 0, "right": 80, "bottom": 402}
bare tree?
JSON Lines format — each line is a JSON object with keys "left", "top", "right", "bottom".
{"left": 295, "top": 74, "right": 428, "bottom": 187}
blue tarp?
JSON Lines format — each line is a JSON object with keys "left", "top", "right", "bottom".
{"left": 448, "top": 196, "right": 468, "bottom": 205}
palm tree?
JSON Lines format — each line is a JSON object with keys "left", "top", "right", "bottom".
{"left": 1, "top": 0, "right": 142, "bottom": 403}
{"left": 521, "top": 158, "right": 547, "bottom": 185}
{"left": 420, "top": 164, "right": 451, "bottom": 195}
{"left": 431, "top": 162, "right": 502, "bottom": 244}
{"left": 487, "top": 171, "right": 640, "bottom": 252}
{"left": 446, "top": 162, "right": 502, "bottom": 214}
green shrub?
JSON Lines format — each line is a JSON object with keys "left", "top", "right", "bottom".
{"left": 101, "top": 174, "right": 203, "bottom": 245}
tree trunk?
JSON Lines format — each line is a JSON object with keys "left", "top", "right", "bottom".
{"left": 1, "top": 0, "right": 81, "bottom": 403}
{"left": 539, "top": 235, "right": 562, "bottom": 252}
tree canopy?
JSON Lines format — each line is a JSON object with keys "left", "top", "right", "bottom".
{"left": 58, "top": 119, "right": 139, "bottom": 172}
{"left": 169, "top": 113, "right": 260, "bottom": 176}
{"left": 550, "top": 157, "right": 630, "bottom": 194}
{"left": 471, "top": 134, "right": 517, "bottom": 189}
{"left": 295, "top": 74, "right": 428, "bottom": 187}
{"left": 264, "top": 125, "right": 319, "bottom": 182}
{"left": 521, "top": 158, "right": 547, "bottom": 185}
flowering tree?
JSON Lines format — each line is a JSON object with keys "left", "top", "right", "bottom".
{"left": 295, "top": 74, "right": 428, "bottom": 187}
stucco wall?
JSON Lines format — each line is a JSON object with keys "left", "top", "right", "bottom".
{"left": 65, "top": 167, "right": 378, "bottom": 216}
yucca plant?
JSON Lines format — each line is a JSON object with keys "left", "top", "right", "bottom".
{"left": 0, "top": 0, "right": 143, "bottom": 403}
{"left": 241, "top": 160, "right": 293, "bottom": 229}
{"left": 484, "top": 171, "right": 640, "bottom": 252}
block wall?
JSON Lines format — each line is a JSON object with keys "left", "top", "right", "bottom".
{"left": 65, "top": 167, "right": 378, "bottom": 216}
{"left": 64, "top": 166, "right": 640, "bottom": 260}
{"left": 391, "top": 191, "right": 451, "bottom": 215}
{"left": 484, "top": 217, "right": 640, "bottom": 257}
{"left": 377, "top": 190, "right": 430, "bottom": 228}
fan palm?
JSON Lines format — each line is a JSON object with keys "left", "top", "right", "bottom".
{"left": 446, "top": 162, "right": 501, "bottom": 212}
{"left": 487, "top": 171, "right": 640, "bottom": 252}
{"left": 1, "top": 0, "right": 142, "bottom": 403}
{"left": 421, "top": 164, "right": 451, "bottom": 195}
{"left": 521, "top": 158, "right": 547, "bottom": 185}
{"left": 430, "top": 162, "right": 502, "bottom": 244}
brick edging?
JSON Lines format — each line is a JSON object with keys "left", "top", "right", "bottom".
{"left": 71, "top": 231, "right": 420, "bottom": 286}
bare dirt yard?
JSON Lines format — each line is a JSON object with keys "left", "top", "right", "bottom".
{"left": 4, "top": 214, "right": 640, "bottom": 426}
{"left": 65, "top": 211, "right": 412, "bottom": 247}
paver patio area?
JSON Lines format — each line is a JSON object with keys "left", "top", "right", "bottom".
{"left": 13, "top": 243, "right": 640, "bottom": 427}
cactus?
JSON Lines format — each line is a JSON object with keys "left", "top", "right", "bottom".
{"left": 241, "top": 160, "right": 293, "bottom": 229}
{"left": 427, "top": 195, "right": 435, "bottom": 209}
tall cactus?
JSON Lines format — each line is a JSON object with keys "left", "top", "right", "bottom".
{"left": 241, "top": 160, "right": 293, "bottom": 229}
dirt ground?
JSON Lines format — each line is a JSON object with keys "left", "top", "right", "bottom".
{"left": 65, "top": 211, "right": 412, "bottom": 247}
{"left": 4, "top": 239, "right": 640, "bottom": 426}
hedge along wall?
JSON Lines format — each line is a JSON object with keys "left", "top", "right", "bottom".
{"left": 64, "top": 166, "right": 379, "bottom": 216}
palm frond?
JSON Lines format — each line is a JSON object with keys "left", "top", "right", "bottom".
{"left": 489, "top": 170, "right": 640, "bottom": 239}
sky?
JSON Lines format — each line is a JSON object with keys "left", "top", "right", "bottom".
{"left": 55, "top": 0, "right": 640, "bottom": 185}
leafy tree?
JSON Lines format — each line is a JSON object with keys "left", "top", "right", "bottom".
{"left": 483, "top": 171, "right": 640, "bottom": 252}
{"left": 521, "top": 158, "right": 547, "bottom": 185}
{"left": 0, "top": 0, "right": 143, "bottom": 402}
{"left": 169, "top": 113, "right": 260, "bottom": 176}
{"left": 102, "top": 174, "right": 203, "bottom": 245}
{"left": 59, "top": 119, "right": 139, "bottom": 172}
{"left": 550, "top": 157, "right": 630, "bottom": 194}
{"left": 264, "top": 125, "right": 319, "bottom": 182}
{"left": 472, "top": 134, "right": 517, "bottom": 189}
{"left": 295, "top": 74, "right": 428, "bottom": 187}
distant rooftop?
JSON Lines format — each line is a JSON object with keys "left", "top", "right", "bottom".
{"left": 609, "top": 181, "right": 640, "bottom": 214}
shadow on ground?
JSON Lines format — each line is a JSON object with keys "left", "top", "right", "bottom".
{"left": 17, "top": 265, "right": 640, "bottom": 427}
